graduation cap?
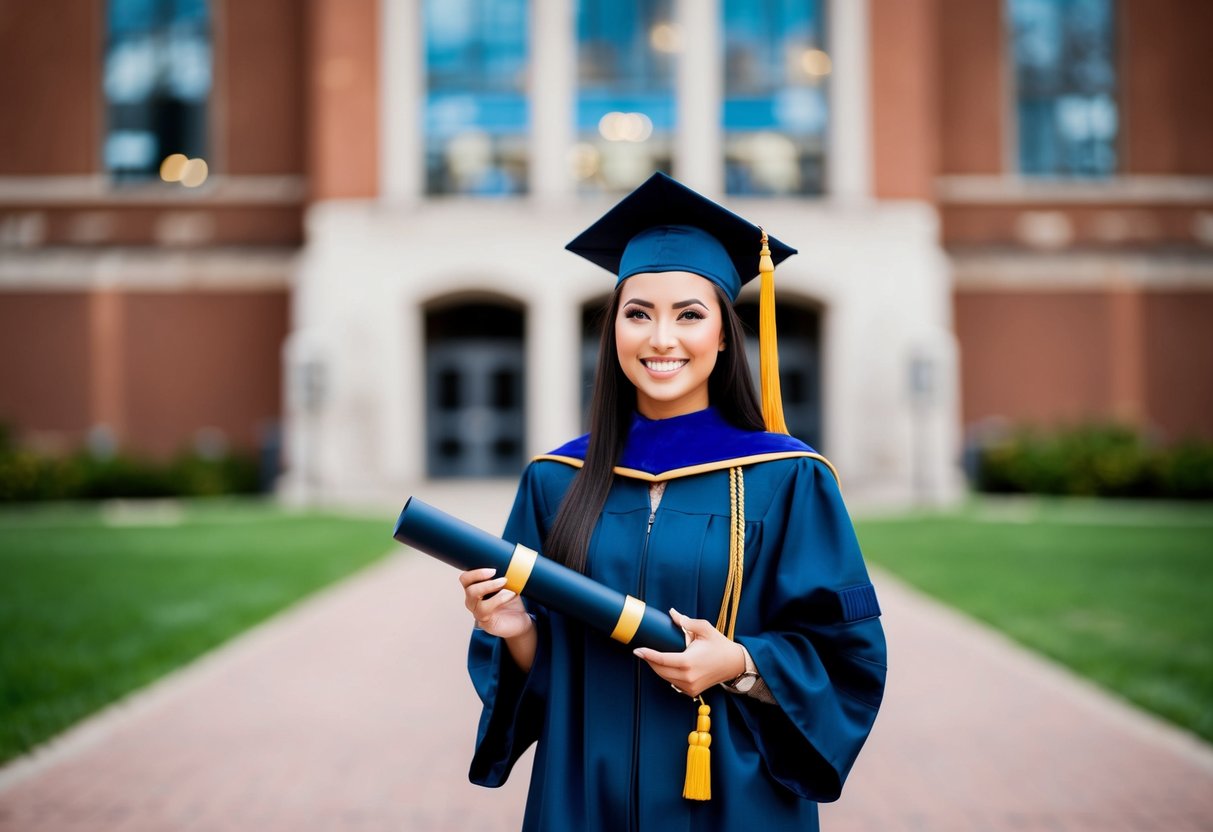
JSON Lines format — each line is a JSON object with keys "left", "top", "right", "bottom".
{"left": 565, "top": 172, "right": 798, "bottom": 435}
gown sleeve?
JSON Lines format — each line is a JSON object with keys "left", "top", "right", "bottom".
{"left": 732, "top": 458, "right": 887, "bottom": 802}
{"left": 466, "top": 462, "right": 554, "bottom": 787}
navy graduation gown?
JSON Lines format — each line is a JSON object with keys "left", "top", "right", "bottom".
{"left": 468, "top": 410, "right": 887, "bottom": 831}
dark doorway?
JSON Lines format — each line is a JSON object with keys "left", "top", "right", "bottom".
{"left": 425, "top": 299, "right": 526, "bottom": 477}
{"left": 736, "top": 299, "right": 823, "bottom": 450}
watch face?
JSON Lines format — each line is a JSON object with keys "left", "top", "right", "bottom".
{"left": 733, "top": 672, "right": 757, "bottom": 693}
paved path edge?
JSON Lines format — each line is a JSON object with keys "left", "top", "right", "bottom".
{"left": 870, "top": 565, "right": 1213, "bottom": 775}
{"left": 0, "top": 549, "right": 403, "bottom": 794}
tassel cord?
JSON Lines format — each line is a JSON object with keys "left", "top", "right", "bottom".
{"left": 687, "top": 467, "right": 745, "bottom": 802}
{"left": 758, "top": 229, "right": 789, "bottom": 435}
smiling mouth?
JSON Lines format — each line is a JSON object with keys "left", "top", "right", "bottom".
{"left": 642, "top": 358, "right": 688, "bottom": 373}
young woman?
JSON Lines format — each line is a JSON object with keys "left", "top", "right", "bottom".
{"left": 459, "top": 173, "right": 886, "bottom": 831}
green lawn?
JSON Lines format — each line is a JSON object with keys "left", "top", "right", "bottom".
{"left": 855, "top": 498, "right": 1213, "bottom": 743}
{"left": 0, "top": 500, "right": 394, "bottom": 765}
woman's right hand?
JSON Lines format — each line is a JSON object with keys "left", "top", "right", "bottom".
{"left": 460, "top": 568, "right": 535, "bottom": 640}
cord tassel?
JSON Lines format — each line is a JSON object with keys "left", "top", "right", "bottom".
{"left": 683, "top": 698, "right": 712, "bottom": 801}
{"left": 758, "top": 229, "right": 789, "bottom": 435}
{"left": 683, "top": 467, "right": 743, "bottom": 802}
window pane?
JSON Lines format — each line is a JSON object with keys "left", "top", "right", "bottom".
{"left": 425, "top": 0, "right": 529, "bottom": 195}
{"left": 723, "top": 0, "right": 828, "bottom": 196}
{"left": 1010, "top": 0, "right": 1117, "bottom": 177}
{"left": 575, "top": 0, "right": 675, "bottom": 194}
{"left": 105, "top": 0, "right": 211, "bottom": 181}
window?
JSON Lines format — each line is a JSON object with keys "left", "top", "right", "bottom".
{"left": 425, "top": 0, "right": 529, "bottom": 195}
{"left": 1010, "top": 0, "right": 1117, "bottom": 177}
{"left": 574, "top": 0, "right": 676, "bottom": 194}
{"left": 104, "top": 0, "right": 211, "bottom": 181}
{"left": 723, "top": 0, "right": 828, "bottom": 196}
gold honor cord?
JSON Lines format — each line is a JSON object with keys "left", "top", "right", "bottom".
{"left": 686, "top": 465, "right": 746, "bottom": 803}
{"left": 609, "top": 595, "right": 646, "bottom": 644}
{"left": 715, "top": 467, "right": 746, "bottom": 640}
{"left": 503, "top": 544, "right": 538, "bottom": 595}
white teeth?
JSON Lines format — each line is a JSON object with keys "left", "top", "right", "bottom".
{"left": 643, "top": 359, "right": 686, "bottom": 372}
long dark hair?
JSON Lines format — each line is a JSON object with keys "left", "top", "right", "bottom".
{"left": 545, "top": 283, "right": 765, "bottom": 573}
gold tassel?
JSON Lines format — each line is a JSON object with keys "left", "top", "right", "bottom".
{"left": 681, "top": 467, "right": 745, "bottom": 802}
{"left": 683, "top": 698, "right": 712, "bottom": 801}
{"left": 758, "top": 229, "right": 789, "bottom": 435}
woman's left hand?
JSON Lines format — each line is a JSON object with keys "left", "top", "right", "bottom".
{"left": 632, "top": 608, "right": 746, "bottom": 698}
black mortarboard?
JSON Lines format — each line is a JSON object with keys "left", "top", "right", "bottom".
{"left": 564, "top": 172, "right": 797, "bottom": 302}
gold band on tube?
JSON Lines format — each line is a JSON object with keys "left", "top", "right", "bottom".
{"left": 609, "top": 595, "right": 646, "bottom": 644}
{"left": 503, "top": 544, "right": 538, "bottom": 595}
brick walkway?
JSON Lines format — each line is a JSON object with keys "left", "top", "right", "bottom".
{"left": 1, "top": 484, "right": 1211, "bottom": 831}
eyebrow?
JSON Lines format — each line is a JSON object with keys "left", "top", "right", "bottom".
{"left": 621, "top": 298, "right": 708, "bottom": 310}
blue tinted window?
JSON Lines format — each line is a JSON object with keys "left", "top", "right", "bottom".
{"left": 425, "top": 0, "right": 529, "bottom": 196}
{"left": 723, "top": 0, "right": 827, "bottom": 195}
{"left": 105, "top": 0, "right": 211, "bottom": 181}
{"left": 1011, "top": 0, "right": 1117, "bottom": 177}
{"left": 574, "top": 0, "right": 675, "bottom": 194}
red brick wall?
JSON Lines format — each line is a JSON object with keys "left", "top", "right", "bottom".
{"left": 870, "top": 0, "right": 940, "bottom": 199}
{"left": 307, "top": 0, "right": 379, "bottom": 199}
{"left": 0, "top": 289, "right": 289, "bottom": 458}
{"left": 121, "top": 291, "right": 289, "bottom": 457}
{"left": 0, "top": 293, "right": 93, "bottom": 447}
{"left": 955, "top": 289, "right": 1213, "bottom": 442}
{"left": 220, "top": 0, "right": 306, "bottom": 175}
{"left": 1141, "top": 291, "right": 1213, "bottom": 441}
{"left": 0, "top": 1, "right": 102, "bottom": 174}
{"left": 938, "top": 0, "right": 1005, "bottom": 175}
{"left": 1121, "top": 0, "right": 1213, "bottom": 175}
{"left": 956, "top": 291, "right": 1115, "bottom": 428}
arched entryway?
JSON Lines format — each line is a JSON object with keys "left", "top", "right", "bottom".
{"left": 424, "top": 295, "right": 526, "bottom": 477}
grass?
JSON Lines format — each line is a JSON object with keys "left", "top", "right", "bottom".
{"left": 855, "top": 497, "right": 1213, "bottom": 744}
{"left": 0, "top": 499, "right": 395, "bottom": 765}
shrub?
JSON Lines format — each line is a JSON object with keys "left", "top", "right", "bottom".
{"left": 0, "top": 432, "right": 265, "bottom": 502}
{"left": 976, "top": 424, "right": 1213, "bottom": 500}
{"left": 1153, "top": 441, "right": 1213, "bottom": 500}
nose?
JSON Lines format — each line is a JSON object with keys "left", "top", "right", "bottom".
{"left": 648, "top": 317, "right": 676, "bottom": 352}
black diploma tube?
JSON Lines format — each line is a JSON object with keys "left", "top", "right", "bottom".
{"left": 393, "top": 497, "right": 686, "bottom": 653}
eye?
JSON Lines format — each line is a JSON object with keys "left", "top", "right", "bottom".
{"left": 623, "top": 307, "right": 650, "bottom": 320}
{"left": 678, "top": 308, "right": 705, "bottom": 321}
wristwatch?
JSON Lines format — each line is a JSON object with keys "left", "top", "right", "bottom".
{"left": 724, "top": 669, "right": 759, "bottom": 693}
{"left": 722, "top": 645, "right": 759, "bottom": 694}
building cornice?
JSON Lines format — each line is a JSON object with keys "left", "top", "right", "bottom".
{"left": 0, "top": 247, "right": 297, "bottom": 289}
{"left": 937, "top": 175, "right": 1213, "bottom": 205}
{"left": 0, "top": 175, "right": 306, "bottom": 206}
{"left": 951, "top": 250, "right": 1213, "bottom": 289}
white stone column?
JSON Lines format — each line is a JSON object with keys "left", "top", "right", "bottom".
{"left": 378, "top": 283, "right": 419, "bottom": 487}
{"left": 525, "top": 285, "right": 581, "bottom": 456}
{"left": 530, "top": 0, "right": 576, "bottom": 201}
{"left": 398, "top": 292, "right": 429, "bottom": 484}
{"left": 826, "top": 0, "right": 872, "bottom": 202}
{"left": 380, "top": 0, "right": 424, "bottom": 203}
{"left": 674, "top": 0, "right": 723, "bottom": 196}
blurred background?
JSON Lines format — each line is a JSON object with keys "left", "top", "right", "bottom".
{"left": 0, "top": 0, "right": 1208, "bottom": 506}
{"left": 1, "top": 0, "right": 1212, "bottom": 829}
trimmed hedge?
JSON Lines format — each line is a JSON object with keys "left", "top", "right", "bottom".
{"left": 0, "top": 428, "right": 262, "bottom": 502}
{"left": 977, "top": 424, "right": 1213, "bottom": 500}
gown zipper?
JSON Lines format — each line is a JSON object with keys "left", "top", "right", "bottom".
{"left": 629, "top": 506, "right": 657, "bottom": 832}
